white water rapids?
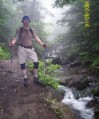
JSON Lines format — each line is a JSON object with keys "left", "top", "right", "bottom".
{"left": 58, "top": 85, "right": 94, "bottom": 119}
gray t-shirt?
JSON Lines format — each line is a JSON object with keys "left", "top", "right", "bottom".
{"left": 15, "top": 27, "right": 36, "bottom": 47}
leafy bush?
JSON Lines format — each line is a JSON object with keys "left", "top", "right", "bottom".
{"left": 80, "top": 52, "right": 99, "bottom": 73}
{"left": 0, "top": 44, "right": 10, "bottom": 59}
{"left": 39, "top": 61, "right": 60, "bottom": 89}
{"left": 90, "top": 56, "right": 99, "bottom": 72}
{"left": 27, "top": 61, "right": 60, "bottom": 89}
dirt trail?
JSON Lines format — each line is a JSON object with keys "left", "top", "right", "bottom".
{"left": 0, "top": 59, "right": 58, "bottom": 119}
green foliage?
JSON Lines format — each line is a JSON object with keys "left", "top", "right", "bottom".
{"left": 54, "top": 0, "right": 81, "bottom": 7}
{"left": 92, "top": 57, "right": 99, "bottom": 67}
{"left": 0, "top": 0, "right": 14, "bottom": 42}
{"left": 80, "top": 52, "right": 91, "bottom": 62}
{"left": 39, "top": 73, "right": 59, "bottom": 89}
{"left": 43, "top": 97, "right": 63, "bottom": 119}
{"left": 45, "top": 98, "right": 57, "bottom": 105}
{"left": 0, "top": 0, "right": 49, "bottom": 57}
{"left": 80, "top": 52, "right": 99, "bottom": 72}
{"left": 39, "top": 61, "right": 60, "bottom": 75}
{"left": 27, "top": 61, "right": 60, "bottom": 89}
{"left": 46, "top": 64, "right": 60, "bottom": 75}
{"left": 27, "top": 62, "right": 34, "bottom": 70}
{"left": 54, "top": 0, "right": 99, "bottom": 73}
{"left": 0, "top": 44, "right": 10, "bottom": 59}
{"left": 90, "top": 56, "right": 99, "bottom": 72}
{"left": 39, "top": 61, "right": 60, "bottom": 89}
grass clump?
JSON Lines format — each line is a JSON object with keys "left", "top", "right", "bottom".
{"left": 27, "top": 60, "right": 60, "bottom": 89}
{"left": 0, "top": 44, "right": 10, "bottom": 60}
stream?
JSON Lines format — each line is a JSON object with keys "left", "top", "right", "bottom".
{"left": 56, "top": 66, "right": 98, "bottom": 119}
{"left": 58, "top": 85, "right": 94, "bottom": 119}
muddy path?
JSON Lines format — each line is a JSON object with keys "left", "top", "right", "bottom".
{"left": 0, "top": 59, "right": 58, "bottom": 119}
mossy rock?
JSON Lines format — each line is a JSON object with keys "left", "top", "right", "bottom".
{"left": 91, "top": 86, "right": 99, "bottom": 96}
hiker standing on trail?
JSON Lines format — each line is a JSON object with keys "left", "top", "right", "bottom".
{"left": 9, "top": 16, "right": 46, "bottom": 87}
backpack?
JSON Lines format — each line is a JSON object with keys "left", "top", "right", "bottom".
{"left": 19, "top": 27, "right": 33, "bottom": 40}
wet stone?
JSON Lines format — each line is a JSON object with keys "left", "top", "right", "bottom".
{"left": 2, "top": 72, "right": 7, "bottom": 75}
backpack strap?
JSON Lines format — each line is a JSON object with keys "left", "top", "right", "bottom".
{"left": 19, "top": 27, "right": 33, "bottom": 40}
{"left": 29, "top": 27, "right": 33, "bottom": 37}
{"left": 19, "top": 27, "right": 23, "bottom": 40}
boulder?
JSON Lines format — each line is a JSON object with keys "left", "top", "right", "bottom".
{"left": 62, "top": 75, "right": 89, "bottom": 90}
{"left": 52, "top": 57, "right": 68, "bottom": 65}
{"left": 52, "top": 57, "right": 62, "bottom": 65}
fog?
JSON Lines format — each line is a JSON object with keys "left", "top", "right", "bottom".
{"left": 41, "top": 0, "right": 71, "bottom": 42}
{"left": 13, "top": 0, "right": 71, "bottom": 42}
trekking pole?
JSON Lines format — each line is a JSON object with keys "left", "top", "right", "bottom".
{"left": 10, "top": 46, "right": 13, "bottom": 65}
{"left": 9, "top": 46, "right": 14, "bottom": 83}
{"left": 42, "top": 42, "right": 47, "bottom": 76}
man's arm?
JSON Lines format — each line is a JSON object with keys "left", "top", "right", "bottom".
{"left": 34, "top": 35, "right": 45, "bottom": 48}
{"left": 31, "top": 28, "right": 46, "bottom": 48}
{"left": 9, "top": 28, "right": 20, "bottom": 46}
{"left": 9, "top": 38, "right": 17, "bottom": 46}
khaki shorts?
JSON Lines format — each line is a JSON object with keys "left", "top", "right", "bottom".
{"left": 18, "top": 46, "right": 38, "bottom": 64}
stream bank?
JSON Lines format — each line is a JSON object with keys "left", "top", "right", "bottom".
{"left": 0, "top": 58, "right": 99, "bottom": 119}
{"left": 54, "top": 63, "right": 99, "bottom": 119}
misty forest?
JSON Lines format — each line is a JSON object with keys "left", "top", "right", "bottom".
{"left": 0, "top": 0, "right": 99, "bottom": 119}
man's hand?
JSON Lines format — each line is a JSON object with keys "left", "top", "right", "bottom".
{"left": 9, "top": 41, "right": 13, "bottom": 47}
{"left": 9, "top": 38, "right": 17, "bottom": 47}
{"left": 43, "top": 43, "right": 47, "bottom": 48}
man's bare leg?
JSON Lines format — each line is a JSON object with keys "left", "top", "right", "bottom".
{"left": 20, "top": 63, "right": 28, "bottom": 87}
{"left": 33, "top": 68, "right": 38, "bottom": 78}
{"left": 22, "top": 69, "right": 27, "bottom": 79}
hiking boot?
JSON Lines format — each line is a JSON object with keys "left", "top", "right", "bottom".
{"left": 24, "top": 78, "right": 28, "bottom": 88}
{"left": 34, "top": 77, "right": 45, "bottom": 87}
{"left": 34, "top": 77, "right": 39, "bottom": 83}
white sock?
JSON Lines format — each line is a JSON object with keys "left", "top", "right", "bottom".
{"left": 34, "top": 74, "right": 38, "bottom": 78}
{"left": 24, "top": 74, "right": 27, "bottom": 79}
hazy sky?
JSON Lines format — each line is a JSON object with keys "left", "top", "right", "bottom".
{"left": 41, "top": 0, "right": 71, "bottom": 42}
{"left": 42, "top": 0, "right": 71, "bottom": 23}
{"left": 28, "top": 0, "right": 70, "bottom": 23}
{"left": 29, "top": 0, "right": 71, "bottom": 41}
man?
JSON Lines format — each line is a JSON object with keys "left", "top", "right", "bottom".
{"left": 9, "top": 16, "right": 46, "bottom": 87}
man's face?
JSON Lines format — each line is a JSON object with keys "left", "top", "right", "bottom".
{"left": 23, "top": 19, "right": 30, "bottom": 27}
